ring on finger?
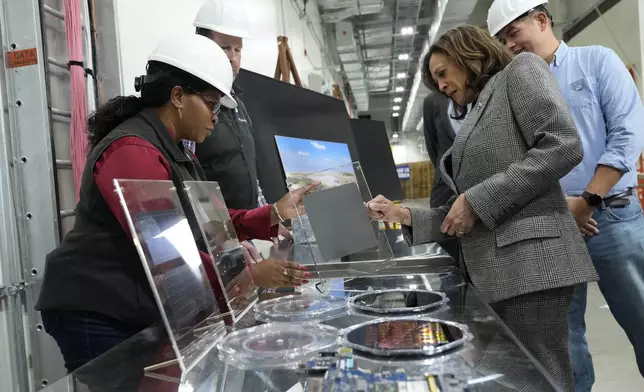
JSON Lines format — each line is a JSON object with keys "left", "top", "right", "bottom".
{"left": 282, "top": 269, "right": 288, "bottom": 276}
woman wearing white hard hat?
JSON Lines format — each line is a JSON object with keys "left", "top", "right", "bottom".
{"left": 36, "top": 34, "right": 313, "bottom": 372}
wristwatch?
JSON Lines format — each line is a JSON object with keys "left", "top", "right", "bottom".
{"left": 581, "top": 191, "right": 602, "bottom": 207}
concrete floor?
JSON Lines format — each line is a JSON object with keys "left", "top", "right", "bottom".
{"left": 585, "top": 282, "right": 643, "bottom": 391}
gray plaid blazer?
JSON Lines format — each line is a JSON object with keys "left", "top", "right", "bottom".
{"left": 404, "top": 53, "right": 598, "bottom": 303}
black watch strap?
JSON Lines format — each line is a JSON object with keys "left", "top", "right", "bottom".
{"left": 582, "top": 191, "right": 602, "bottom": 207}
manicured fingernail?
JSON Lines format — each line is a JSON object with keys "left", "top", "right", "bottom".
{"left": 302, "top": 266, "right": 308, "bottom": 271}
{"left": 305, "top": 273, "right": 313, "bottom": 278}
{"left": 303, "top": 280, "right": 309, "bottom": 283}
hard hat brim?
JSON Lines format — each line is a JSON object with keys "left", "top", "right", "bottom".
{"left": 193, "top": 23, "right": 252, "bottom": 40}
{"left": 220, "top": 95, "right": 237, "bottom": 109}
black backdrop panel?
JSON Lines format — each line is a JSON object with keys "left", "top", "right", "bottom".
{"left": 350, "top": 119, "right": 404, "bottom": 201}
{"left": 236, "top": 69, "right": 359, "bottom": 203}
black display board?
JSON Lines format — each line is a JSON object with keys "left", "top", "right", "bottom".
{"left": 236, "top": 69, "right": 359, "bottom": 203}
{"left": 349, "top": 119, "right": 404, "bottom": 201}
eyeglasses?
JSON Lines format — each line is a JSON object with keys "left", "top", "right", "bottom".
{"left": 183, "top": 85, "right": 222, "bottom": 116}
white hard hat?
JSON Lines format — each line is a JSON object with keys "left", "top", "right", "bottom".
{"left": 193, "top": 0, "right": 251, "bottom": 39}
{"left": 487, "top": 0, "right": 548, "bottom": 36}
{"left": 148, "top": 34, "right": 237, "bottom": 109}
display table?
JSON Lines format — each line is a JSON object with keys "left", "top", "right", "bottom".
{"left": 285, "top": 230, "right": 455, "bottom": 277}
{"left": 42, "top": 257, "right": 563, "bottom": 392}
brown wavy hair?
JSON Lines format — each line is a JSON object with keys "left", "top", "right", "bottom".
{"left": 422, "top": 25, "right": 513, "bottom": 119}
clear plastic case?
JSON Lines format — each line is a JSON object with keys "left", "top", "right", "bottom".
{"left": 254, "top": 293, "right": 347, "bottom": 323}
{"left": 217, "top": 323, "right": 339, "bottom": 369}
{"left": 347, "top": 289, "right": 448, "bottom": 315}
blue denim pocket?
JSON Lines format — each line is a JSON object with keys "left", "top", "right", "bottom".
{"left": 605, "top": 196, "right": 643, "bottom": 222}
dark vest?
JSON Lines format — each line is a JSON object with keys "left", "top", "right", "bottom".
{"left": 195, "top": 92, "right": 259, "bottom": 209}
{"left": 36, "top": 109, "right": 206, "bottom": 327}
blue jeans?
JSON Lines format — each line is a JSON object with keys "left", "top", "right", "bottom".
{"left": 41, "top": 310, "right": 145, "bottom": 372}
{"left": 568, "top": 195, "right": 644, "bottom": 391}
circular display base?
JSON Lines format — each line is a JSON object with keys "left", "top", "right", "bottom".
{"left": 242, "top": 330, "right": 316, "bottom": 353}
{"left": 340, "top": 317, "right": 471, "bottom": 357}
{"left": 254, "top": 293, "right": 347, "bottom": 323}
{"left": 217, "top": 323, "right": 339, "bottom": 369}
{"left": 348, "top": 289, "right": 448, "bottom": 315}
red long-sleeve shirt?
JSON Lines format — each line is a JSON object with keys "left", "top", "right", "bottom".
{"left": 93, "top": 136, "right": 277, "bottom": 241}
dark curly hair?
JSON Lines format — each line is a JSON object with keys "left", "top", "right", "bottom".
{"left": 421, "top": 25, "right": 513, "bottom": 119}
{"left": 87, "top": 61, "right": 213, "bottom": 150}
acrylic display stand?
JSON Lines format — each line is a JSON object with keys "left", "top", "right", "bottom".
{"left": 115, "top": 179, "right": 231, "bottom": 383}
{"left": 287, "top": 162, "right": 396, "bottom": 294}
{"left": 184, "top": 181, "right": 259, "bottom": 324}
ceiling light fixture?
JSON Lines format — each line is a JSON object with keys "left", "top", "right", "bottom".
{"left": 394, "top": 97, "right": 402, "bottom": 103}
{"left": 393, "top": 105, "right": 401, "bottom": 111}
{"left": 395, "top": 86, "right": 404, "bottom": 92}
{"left": 392, "top": 112, "right": 400, "bottom": 117}
{"left": 398, "top": 53, "right": 409, "bottom": 61}
{"left": 392, "top": 132, "right": 400, "bottom": 138}
{"left": 401, "top": 27, "right": 414, "bottom": 35}
{"left": 397, "top": 72, "right": 406, "bottom": 79}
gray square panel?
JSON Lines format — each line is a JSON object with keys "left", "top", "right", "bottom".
{"left": 303, "top": 183, "right": 378, "bottom": 261}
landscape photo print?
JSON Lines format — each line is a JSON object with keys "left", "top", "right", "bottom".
{"left": 274, "top": 135, "right": 357, "bottom": 191}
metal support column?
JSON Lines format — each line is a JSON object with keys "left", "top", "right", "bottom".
{"left": 0, "top": 0, "right": 122, "bottom": 389}
{"left": 637, "top": 0, "right": 644, "bottom": 94}
{"left": 0, "top": 0, "right": 65, "bottom": 390}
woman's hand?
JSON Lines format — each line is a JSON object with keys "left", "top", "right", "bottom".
{"left": 277, "top": 224, "right": 293, "bottom": 241}
{"left": 440, "top": 194, "right": 478, "bottom": 237}
{"left": 366, "top": 195, "right": 411, "bottom": 225}
{"left": 273, "top": 183, "right": 319, "bottom": 224}
{"left": 250, "top": 259, "right": 312, "bottom": 288}
{"left": 240, "top": 241, "right": 262, "bottom": 264}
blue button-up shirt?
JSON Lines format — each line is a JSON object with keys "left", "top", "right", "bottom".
{"left": 550, "top": 42, "right": 644, "bottom": 197}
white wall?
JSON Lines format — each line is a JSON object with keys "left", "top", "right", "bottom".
{"left": 391, "top": 132, "right": 430, "bottom": 165}
{"left": 568, "top": 0, "right": 642, "bottom": 91}
{"left": 115, "top": 0, "right": 338, "bottom": 95}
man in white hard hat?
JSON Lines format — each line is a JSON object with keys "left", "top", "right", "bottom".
{"left": 488, "top": 0, "right": 644, "bottom": 390}
{"left": 189, "top": 0, "right": 291, "bottom": 243}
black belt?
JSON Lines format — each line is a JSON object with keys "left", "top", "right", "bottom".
{"left": 603, "top": 188, "right": 634, "bottom": 208}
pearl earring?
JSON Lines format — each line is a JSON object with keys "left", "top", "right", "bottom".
{"left": 178, "top": 108, "right": 183, "bottom": 119}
